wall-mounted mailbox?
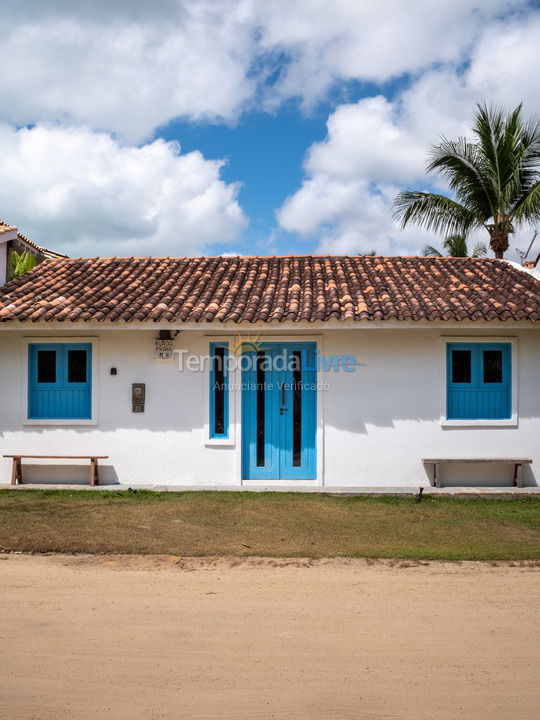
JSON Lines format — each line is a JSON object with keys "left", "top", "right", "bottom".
{"left": 132, "top": 383, "right": 146, "bottom": 413}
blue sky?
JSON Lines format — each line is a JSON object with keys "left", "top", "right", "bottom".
{"left": 0, "top": 1, "right": 538, "bottom": 259}
{"left": 162, "top": 107, "right": 330, "bottom": 254}
{"left": 163, "top": 74, "right": 406, "bottom": 256}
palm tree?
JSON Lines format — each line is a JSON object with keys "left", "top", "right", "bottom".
{"left": 422, "top": 234, "right": 487, "bottom": 258}
{"left": 8, "top": 250, "right": 37, "bottom": 281}
{"left": 393, "top": 103, "right": 540, "bottom": 258}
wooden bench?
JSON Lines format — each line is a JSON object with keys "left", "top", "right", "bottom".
{"left": 3, "top": 455, "right": 109, "bottom": 487}
{"left": 422, "top": 458, "right": 532, "bottom": 488}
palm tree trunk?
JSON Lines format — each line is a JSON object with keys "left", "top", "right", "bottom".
{"left": 488, "top": 227, "right": 510, "bottom": 258}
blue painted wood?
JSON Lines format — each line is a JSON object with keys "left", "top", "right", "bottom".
{"left": 447, "top": 343, "right": 511, "bottom": 420}
{"left": 209, "top": 343, "right": 229, "bottom": 438}
{"left": 279, "top": 344, "right": 317, "bottom": 480}
{"left": 242, "top": 342, "right": 316, "bottom": 480}
{"left": 241, "top": 345, "right": 279, "bottom": 479}
{"left": 29, "top": 343, "right": 92, "bottom": 419}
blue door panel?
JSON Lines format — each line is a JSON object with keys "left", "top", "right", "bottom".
{"left": 241, "top": 346, "right": 280, "bottom": 479}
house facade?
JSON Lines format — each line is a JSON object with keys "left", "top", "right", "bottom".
{"left": 0, "top": 255, "right": 539, "bottom": 488}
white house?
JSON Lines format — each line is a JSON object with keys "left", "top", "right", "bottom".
{"left": 0, "top": 254, "right": 539, "bottom": 489}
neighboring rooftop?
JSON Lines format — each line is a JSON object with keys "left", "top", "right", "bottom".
{"left": 0, "top": 255, "right": 539, "bottom": 324}
{"left": 0, "top": 220, "right": 67, "bottom": 260}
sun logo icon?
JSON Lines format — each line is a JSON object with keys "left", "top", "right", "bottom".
{"left": 229, "top": 332, "right": 263, "bottom": 356}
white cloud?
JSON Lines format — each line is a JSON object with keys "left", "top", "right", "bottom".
{"left": 278, "top": 10, "right": 540, "bottom": 258}
{"left": 304, "top": 96, "right": 426, "bottom": 185}
{"left": 0, "top": 0, "right": 531, "bottom": 141}
{"left": 279, "top": 177, "right": 436, "bottom": 256}
{"left": 0, "top": 124, "right": 246, "bottom": 256}
{"left": 256, "top": 0, "right": 524, "bottom": 109}
{"left": 467, "top": 13, "right": 540, "bottom": 114}
{"left": 0, "top": 1, "right": 257, "bottom": 142}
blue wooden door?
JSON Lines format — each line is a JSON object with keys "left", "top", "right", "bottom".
{"left": 242, "top": 342, "right": 316, "bottom": 480}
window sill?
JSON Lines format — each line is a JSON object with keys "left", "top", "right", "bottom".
{"left": 441, "top": 418, "right": 517, "bottom": 428}
{"left": 205, "top": 438, "right": 235, "bottom": 447}
{"left": 24, "top": 419, "right": 97, "bottom": 426}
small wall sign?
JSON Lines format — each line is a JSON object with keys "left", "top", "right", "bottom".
{"left": 154, "top": 338, "right": 174, "bottom": 359}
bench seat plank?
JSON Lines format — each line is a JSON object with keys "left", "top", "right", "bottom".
{"left": 3, "top": 455, "right": 108, "bottom": 459}
{"left": 422, "top": 458, "right": 532, "bottom": 464}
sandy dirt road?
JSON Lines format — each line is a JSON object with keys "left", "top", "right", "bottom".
{"left": 1, "top": 554, "right": 539, "bottom": 720}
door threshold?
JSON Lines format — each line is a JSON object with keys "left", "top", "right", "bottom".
{"left": 242, "top": 479, "right": 319, "bottom": 484}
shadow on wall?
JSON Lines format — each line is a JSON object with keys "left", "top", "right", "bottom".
{"left": 7, "top": 461, "right": 119, "bottom": 486}
{"left": 324, "top": 362, "right": 539, "bottom": 433}
{"left": 422, "top": 461, "right": 536, "bottom": 488}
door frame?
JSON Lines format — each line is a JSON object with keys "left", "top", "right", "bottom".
{"left": 204, "top": 334, "right": 325, "bottom": 486}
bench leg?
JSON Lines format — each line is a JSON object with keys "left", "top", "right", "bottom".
{"left": 89, "top": 458, "right": 99, "bottom": 487}
{"left": 11, "top": 457, "right": 22, "bottom": 486}
{"left": 514, "top": 463, "right": 523, "bottom": 488}
{"left": 434, "top": 462, "right": 441, "bottom": 489}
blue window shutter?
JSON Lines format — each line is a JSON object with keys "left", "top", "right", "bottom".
{"left": 209, "top": 343, "right": 229, "bottom": 438}
{"left": 447, "top": 343, "right": 511, "bottom": 420}
{"left": 28, "top": 343, "right": 92, "bottom": 420}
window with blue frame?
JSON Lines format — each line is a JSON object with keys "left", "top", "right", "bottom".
{"left": 28, "top": 343, "right": 92, "bottom": 419}
{"left": 446, "top": 342, "right": 511, "bottom": 420}
{"left": 209, "top": 343, "right": 229, "bottom": 438}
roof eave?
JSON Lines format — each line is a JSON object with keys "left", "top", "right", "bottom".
{"left": 0, "top": 318, "right": 539, "bottom": 331}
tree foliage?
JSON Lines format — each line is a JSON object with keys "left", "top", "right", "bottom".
{"left": 8, "top": 250, "right": 38, "bottom": 280}
{"left": 394, "top": 103, "right": 540, "bottom": 258}
{"left": 422, "top": 234, "right": 487, "bottom": 258}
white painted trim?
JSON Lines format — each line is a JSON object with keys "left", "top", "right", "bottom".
{"left": 1, "top": 320, "right": 538, "bottom": 332}
{"left": 439, "top": 335, "right": 518, "bottom": 428}
{"left": 21, "top": 336, "right": 99, "bottom": 426}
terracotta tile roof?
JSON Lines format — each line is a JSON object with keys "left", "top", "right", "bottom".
{"left": 0, "top": 255, "right": 539, "bottom": 324}
{"left": 0, "top": 220, "right": 67, "bottom": 259}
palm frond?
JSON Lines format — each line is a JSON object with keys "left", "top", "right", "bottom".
{"left": 393, "top": 191, "right": 478, "bottom": 236}
{"left": 511, "top": 179, "right": 540, "bottom": 223}
{"left": 422, "top": 244, "right": 443, "bottom": 257}
{"left": 427, "top": 137, "right": 495, "bottom": 219}
{"left": 473, "top": 103, "right": 515, "bottom": 202}
{"left": 470, "top": 241, "right": 488, "bottom": 258}
{"left": 509, "top": 122, "right": 540, "bottom": 216}
{"left": 442, "top": 234, "right": 469, "bottom": 257}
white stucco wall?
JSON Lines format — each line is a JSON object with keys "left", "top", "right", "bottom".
{"left": 0, "top": 325, "right": 538, "bottom": 487}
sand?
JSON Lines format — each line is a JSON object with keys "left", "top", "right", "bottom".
{"left": 1, "top": 554, "right": 539, "bottom": 720}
